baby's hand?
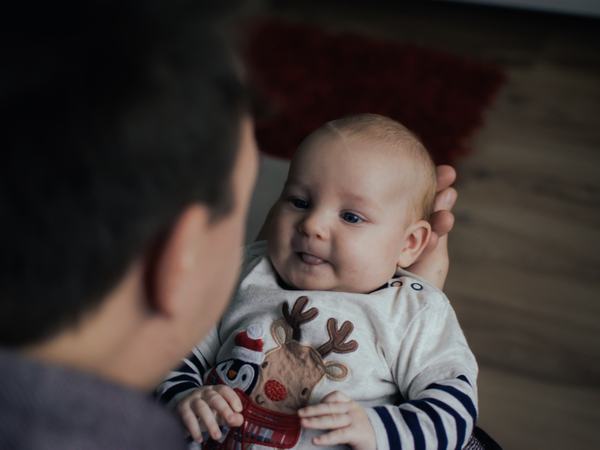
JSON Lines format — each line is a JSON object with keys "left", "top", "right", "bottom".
{"left": 298, "top": 391, "right": 376, "bottom": 450}
{"left": 176, "top": 385, "right": 244, "bottom": 443}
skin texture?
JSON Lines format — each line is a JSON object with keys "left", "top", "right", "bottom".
{"left": 268, "top": 131, "right": 432, "bottom": 294}
{"left": 299, "top": 390, "right": 374, "bottom": 449}
{"left": 257, "top": 164, "right": 457, "bottom": 289}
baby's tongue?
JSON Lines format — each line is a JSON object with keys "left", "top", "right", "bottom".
{"left": 300, "top": 253, "right": 325, "bottom": 265}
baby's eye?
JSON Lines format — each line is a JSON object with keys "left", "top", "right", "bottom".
{"left": 341, "top": 212, "right": 363, "bottom": 224}
{"left": 289, "top": 197, "right": 309, "bottom": 209}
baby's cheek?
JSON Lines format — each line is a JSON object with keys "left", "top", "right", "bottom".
{"left": 345, "top": 244, "right": 397, "bottom": 289}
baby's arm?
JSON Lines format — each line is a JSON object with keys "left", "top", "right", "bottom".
{"left": 300, "top": 296, "right": 477, "bottom": 450}
{"left": 156, "top": 328, "right": 219, "bottom": 408}
{"left": 298, "top": 376, "right": 476, "bottom": 450}
{"left": 365, "top": 374, "right": 477, "bottom": 450}
{"left": 156, "top": 329, "right": 243, "bottom": 443}
{"left": 369, "top": 299, "right": 478, "bottom": 450}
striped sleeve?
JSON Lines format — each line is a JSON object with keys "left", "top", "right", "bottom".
{"left": 366, "top": 375, "right": 477, "bottom": 450}
{"left": 370, "top": 289, "right": 479, "bottom": 450}
{"left": 155, "top": 327, "right": 220, "bottom": 408}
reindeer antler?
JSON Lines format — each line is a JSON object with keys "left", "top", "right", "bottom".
{"left": 282, "top": 296, "right": 319, "bottom": 341}
{"left": 317, "top": 318, "right": 358, "bottom": 357}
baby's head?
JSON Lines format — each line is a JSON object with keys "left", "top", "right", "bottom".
{"left": 268, "top": 113, "right": 436, "bottom": 293}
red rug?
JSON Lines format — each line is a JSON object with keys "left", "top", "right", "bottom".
{"left": 244, "top": 19, "right": 506, "bottom": 164}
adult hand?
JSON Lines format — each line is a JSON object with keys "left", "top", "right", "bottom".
{"left": 408, "top": 165, "right": 458, "bottom": 290}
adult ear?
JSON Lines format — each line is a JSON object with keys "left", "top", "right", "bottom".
{"left": 396, "top": 219, "right": 432, "bottom": 269}
{"left": 144, "top": 204, "right": 211, "bottom": 317}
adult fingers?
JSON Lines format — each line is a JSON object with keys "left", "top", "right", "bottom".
{"left": 429, "top": 209, "right": 455, "bottom": 238}
{"left": 433, "top": 187, "right": 457, "bottom": 213}
{"left": 301, "top": 413, "right": 352, "bottom": 430}
{"left": 425, "top": 231, "right": 439, "bottom": 252}
{"left": 190, "top": 399, "right": 222, "bottom": 440}
{"left": 436, "top": 165, "right": 456, "bottom": 192}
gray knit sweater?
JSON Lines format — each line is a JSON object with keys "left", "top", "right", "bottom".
{"left": 0, "top": 349, "right": 187, "bottom": 450}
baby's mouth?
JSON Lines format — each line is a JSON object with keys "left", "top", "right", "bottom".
{"left": 297, "top": 252, "right": 327, "bottom": 265}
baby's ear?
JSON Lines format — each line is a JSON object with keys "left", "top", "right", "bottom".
{"left": 396, "top": 220, "right": 432, "bottom": 269}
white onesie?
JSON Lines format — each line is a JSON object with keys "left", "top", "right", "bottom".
{"left": 158, "top": 241, "right": 478, "bottom": 450}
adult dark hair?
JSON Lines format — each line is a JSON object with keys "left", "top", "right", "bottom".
{"left": 0, "top": 1, "right": 248, "bottom": 346}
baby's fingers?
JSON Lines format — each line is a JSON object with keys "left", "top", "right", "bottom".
{"left": 320, "top": 390, "right": 351, "bottom": 403}
{"left": 298, "top": 401, "right": 351, "bottom": 418}
{"left": 179, "top": 403, "right": 204, "bottom": 443}
{"left": 189, "top": 399, "right": 222, "bottom": 441}
{"left": 205, "top": 391, "right": 243, "bottom": 427}
{"left": 214, "top": 385, "right": 243, "bottom": 413}
{"left": 301, "top": 413, "right": 352, "bottom": 430}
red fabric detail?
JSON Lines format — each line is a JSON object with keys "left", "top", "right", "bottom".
{"left": 264, "top": 379, "right": 287, "bottom": 401}
{"left": 244, "top": 19, "right": 506, "bottom": 164}
{"left": 214, "top": 389, "right": 301, "bottom": 449}
{"left": 235, "top": 330, "right": 264, "bottom": 352}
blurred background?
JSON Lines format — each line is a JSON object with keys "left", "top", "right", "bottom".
{"left": 243, "top": 1, "right": 600, "bottom": 448}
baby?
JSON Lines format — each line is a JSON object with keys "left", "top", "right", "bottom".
{"left": 158, "top": 114, "right": 478, "bottom": 450}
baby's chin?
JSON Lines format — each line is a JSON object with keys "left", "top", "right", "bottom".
{"left": 280, "top": 271, "right": 332, "bottom": 292}
{"left": 280, "top": 271, "right": 381, "bottom": 294}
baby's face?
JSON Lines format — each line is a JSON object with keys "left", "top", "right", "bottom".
{"left": 268, "top": 132, "right": 417, "bottom": 293}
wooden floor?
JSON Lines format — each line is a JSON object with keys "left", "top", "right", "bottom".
{"left": 246, "top": 2, "right": 600, "bottom": 448}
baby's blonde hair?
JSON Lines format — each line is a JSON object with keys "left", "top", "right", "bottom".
{"left": 322, "top": 113, "right": 437, "bottom": 220}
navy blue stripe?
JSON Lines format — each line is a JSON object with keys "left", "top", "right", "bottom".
{"left": 186, "top": 352, "right": 207, "bottom": 378}
{"left": 457, "top": 375, "right": 471, "bottom": 386}
{"left": 426, "top": 383, "right": 477, "bottom": 421}
{"left": 400, "top": 409, "right": 425, "bottom": 450}
{"left": 159, "top": 381, "right": 198, "bottom": 404}
{"left": 175, "top": 361, "right": 196, "bottom": 375}
{"left": 397, "top": 391, "right": 406, "bottom": 403}
{"left": 374, "top": 406, "right": 402, "bottom": 450}
{"left": 167, "top": 373, "right": 201, "bottom": 385}
{"left": 412, "top": 400, "right": 448, "bottom": 450}
{"left": 424, "top": 398, "right": 467, "bottom": 450}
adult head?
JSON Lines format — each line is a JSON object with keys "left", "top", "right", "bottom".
{"left": 0, "top": 0, "right": 258, "bottom": 389}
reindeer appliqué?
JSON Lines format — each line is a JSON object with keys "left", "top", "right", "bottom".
{"left": 252, "top": 296, "right": 359, "bottom": 414}
{"left": 205, "top": 296, "right": 359, "bottom": 450}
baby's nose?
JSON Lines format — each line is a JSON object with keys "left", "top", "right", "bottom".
{"left": 264, "top": 379, "right": 287, "bottom": 401}
{"left": 298, "top": 211, "right": 329, "bottom": 240}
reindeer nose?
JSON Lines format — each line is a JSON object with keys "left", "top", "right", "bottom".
{"left": 264, "top": 379, "right": 287, "bottom": 401}
{"left": 227, "top": 369, "right": 237, "bottom": 380}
